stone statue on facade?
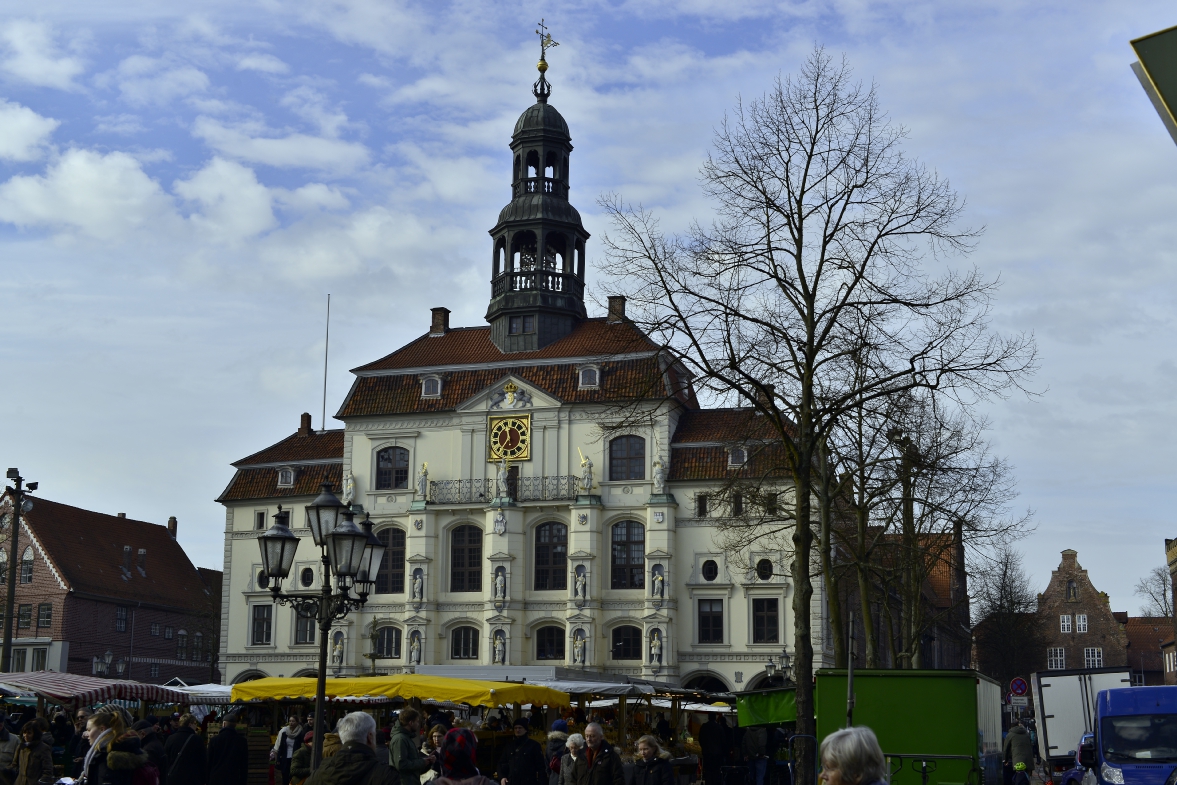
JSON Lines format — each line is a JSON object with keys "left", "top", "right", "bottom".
{"left": 412, "top": 573, "right": 423, "bottom": 601}
{"left": 331, "top": 635, "right": 344, "bottom": 666}
{"left": 651, "top": 457, "right": 666, "bottom": 495}
{"left": 494, "top": 633, "right": 506, "bottom": 664}
{"left": 417, "top": 462, "right": 429, "bottom": 498}
{"left": 494, "top": 570, "right": 506, "bottom": 600}
{"left": 409, "top": 634, "right": 421, "bottom": 665}
{"left": 493, "top": 509, "right": 507, "bottom": 536}
{"left": 577, "top": 448, "right": 594, "bottom": 492}
{"left": 652, "top": 571, "right": 664, "bottom": 598}
{"left": 573, "top": 633, "right": 585, "bottom": 664}
{"left": 342, "top": 471, "right": 356, "bottom": 505}
{"left": 496, "top": 457, "right": 510, "bottom": 498}
{"left": 575, "top": 572, "right": 587, "bottom": 599}
{"left": 650, "top": 631, "right": 662, "bottom": 664}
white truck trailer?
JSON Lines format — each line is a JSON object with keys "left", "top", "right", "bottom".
{"left": 1030, "top": 667, "right": 1132, "bottom": 781}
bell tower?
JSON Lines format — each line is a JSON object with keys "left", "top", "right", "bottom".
{"left": 486, "top": 26, "right": 589, "bottom": 353}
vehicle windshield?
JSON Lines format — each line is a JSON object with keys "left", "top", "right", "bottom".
{"left": 1101, "top": 715, "right": 1177, "bottom": 763}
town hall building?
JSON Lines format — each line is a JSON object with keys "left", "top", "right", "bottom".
{"left": 216, "top": 58, "right": 834, "bottom": 690}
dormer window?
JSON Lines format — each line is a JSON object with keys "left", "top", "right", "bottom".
{"left": 728, "top": 447, "right": 747, "bottom": 467}
{"left": 508, "top": 315, "right": 535, "bottom": 335}
{"left": 578, "top": 366, "right": 600, "bottom": 389}
{"left": 277, "top": 467, "right": 295, "bottom": 487}
{"left": 421, "top": 376, "right": 442, "bottom": 398}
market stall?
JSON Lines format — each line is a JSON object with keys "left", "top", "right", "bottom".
{"left": 0, "top": 671, "right": 188, "bottom": 711}
{"left": 230, "top": 673, "right": 570, "bottom": 708}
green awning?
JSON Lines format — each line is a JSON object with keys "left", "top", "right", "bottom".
{"left": 736, "top": 688, "right": 796, "bottom": 726}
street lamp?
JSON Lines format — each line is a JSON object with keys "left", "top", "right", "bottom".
{"left": 765, "top": 647, "right": 794, "bottom": 686}
{"left": 115, "top": 658, "right": 126, "bottom": 679}
{"left": 258, "top": 484, "right": 373, "bottom": 772}
{"left": 2, "top": 469, "right": 37, "bottom": 674}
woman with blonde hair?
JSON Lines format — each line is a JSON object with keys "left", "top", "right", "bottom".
{"left": 818, "top": 726, "right": 887, "bottom": 785}
{"left": 80, "top": 705, "right": 149, "bottom": 785}
{"left": 632, "top": 735, "right": 672, "bottom": 785}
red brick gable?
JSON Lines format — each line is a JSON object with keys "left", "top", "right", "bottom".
{"left": 352, "top": 318, "right": 660, "bottom": 372}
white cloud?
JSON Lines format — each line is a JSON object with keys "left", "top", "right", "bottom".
{"left": 94, "top": 114, "right": 146, "bottom": 135}
{"left": 174, "top": 157, "right": 277, "bottom": 242}
{"left": 104, "top": 55, "right": 209, "bottom": 106}
{"left": 274, "top": 183, "right": 350, "bottom": 212}
{"left": 280, "top": 85, "right": 351, "bottom": 137}
{"left": 0, "top": 20, "right": 84, "bottom": 90}
{"left": 237, "top": 53, "right": 289, "bottom": 74}
{"left": 192, "top": 116, "right": 370, "bottom": 173}
{"left": 0, "top": 100, "right": 59, "bottom": 161}
{"left": 0, "top": 148, "right": 178, "bottom": 241}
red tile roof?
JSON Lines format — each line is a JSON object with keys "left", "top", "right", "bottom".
{"left": 338, "top": 357, "right": 683, "bottom": 418}
{"left": 672, "top": 409, "right": 786, "bottom": 443}
{"left": 216, "top": 463, "right": 343, "bottom": 503}
{"left": 353, "top": 319, "right": 660, "bottom": 372}
{"left": 1126, "top": 617, "right": 1170, "bottom": 672}
{"left": 668, "top": 444, "right": 792, "bottom": 481}
{"left": 233, "top": 429, "right": 344, "bottom": 467}
{"left": 18, "top": 495, "right": 218, "bottom": 613}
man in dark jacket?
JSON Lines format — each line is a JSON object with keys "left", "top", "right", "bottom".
{"left": 133, "top": 719, "right": 169, "bottom": 785}
{"left": 698, "top": 715, "right": 728, "bottom": 785}
{"left": 1002, "top": 721, "right": 1034, "bottom": 771}
{"left": 582, "top": 724, "right": 624, "bottom": 785}
{"left": 207, "top": 708, "right": 249, "bottom": 785}
{"left": 308, "top": 712, "right": 395, "bottom": 785}
{"left": 499, "top": 718, "right": 546, "bottom": 785}
{"left": 390, "top": 708, "right": 435, "bottom": 785}
{"left": 163, "top": 713, "right": 206, "bottom": 785}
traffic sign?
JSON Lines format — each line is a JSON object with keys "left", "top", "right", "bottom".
{"left": 1010, "top": 677, "right": 1029, "bottom": 696}
{"left": 1011, "top": 696, "right": 1029, "bottom": 707}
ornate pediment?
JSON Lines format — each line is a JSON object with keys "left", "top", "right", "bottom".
{"left": 455, "top": 375, "right": 562, "bottom": 413}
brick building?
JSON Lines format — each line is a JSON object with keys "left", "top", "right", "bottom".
{"left": 1125, "top": 617, "right": 1168, "bottom": 685}
{"left": 0, "top": 492, "right": 221, "bottom": 683}
{"left": 1037, "top": 549, "right": 1127, "bottom": 672}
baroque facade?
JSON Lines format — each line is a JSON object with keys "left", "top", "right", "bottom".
{"left": 1037, "top": 549, "right": 1127, "bottom": 672}
{"left": 216, "top": 64, "right": 833, "bottom": 690}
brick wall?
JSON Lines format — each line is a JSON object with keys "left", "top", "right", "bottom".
{"left": 1037, "top": 549, "right": 1127, "bottom": 670}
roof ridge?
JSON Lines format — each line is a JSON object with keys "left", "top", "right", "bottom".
{"left": 24, "top": 495, "right": 159, "bottom": 527}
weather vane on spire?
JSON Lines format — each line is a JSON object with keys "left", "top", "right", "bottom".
{"left": 532, "top": 19, "right": 558, "bottom": 103}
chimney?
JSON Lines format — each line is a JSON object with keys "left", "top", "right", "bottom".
{"left": 167, "top": 516, "right": 177, "bottom": 539}
{"left": 430, "top": 307, "right": 451, "bottom": 336}
{"left": 298, "top": 412, "right": 312, "bottom": 436}
{"left": 755, "top": 384, "right": 776, "bottom": 409}
{"left": 117, "top": 512, "right": 126, "bottom": 518}
{"left": 138, "top": 548, "right": 146, "bottom": 571}
{"left": 607, "top": 296, "right": 627, "bottom": 323}
{"left": 123, "top": 546, "right": 132, "bottom": 570}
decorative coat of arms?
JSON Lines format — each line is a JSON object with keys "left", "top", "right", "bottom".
{"left": 490, "top": 381, "right": 532, "bottom": 410}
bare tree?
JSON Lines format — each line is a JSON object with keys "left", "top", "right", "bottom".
{"left": 598, "top": 46, "right": 1036, "bottom": 778}
{"left": 972, "top": 545, "right": 1046, "bottom": 687}
{"left": 1134, "top": 566, "right": 1173, "bottom": 617}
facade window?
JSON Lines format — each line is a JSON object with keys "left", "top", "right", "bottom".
{"left": 1067, "top": 580, "right": 1078, "bottom": 600}
{"left": 422, "top": 377, "right": 442, "bottom": 398}
{"left": 732, "top": 494, "right": 744, "bottom": 516}
{"left": 36, "top": 604, "right": 51, "bottom": 628}
{"left": 1132, "top": 672, "right": 1146, "bottom": 686}
{"left": 1047, "top": 647, "right": 1066, "bottom": 670}
{"left": 176, "top": 631, "right": 188, "bottom": 660}
{"left": 17, "top": 605, "right": 31, "bottom": 629}
{"left": 753, "top": 598, "right": 779, "bottom": 643}
{"left": 610, "top": 521, "right": 645, "bottom": 590}
{"left": 728, "top": 447, "right": 747, "bottom": 467}
{"left": 31, "top": 648, "right": 46, "bottom": 672}
{"left": 149, "top": 664, "right": 160, "bottom": 678}
{"left": 578, "top": 367, "right": 599, "bottom": 388}
{"left": 295, "top": 614, "right": 315, "bottom": 645}
{"left": 699, "top": 599, "right": 724, "bottom": 643}
{"left": 536, "top": 626, "right": 566, "bottom": 660}
{"left": 19, "top": 547, "right": 32, "bottom": 584}
{"left": 300, "top": 567, "right": 316, "bottom": 588}
{"left": 701, "top": 560, "right": 719, "bottom": 582}
{"left": 115, "top": 606, "right": 128, "bottom": 633}
{"left": 277, "top": 468, "right": 294, "bottom": 487}
{"left": 534, "top": 523, "right": 568, "bottom": 591}
{"left": 251, "top": 606, "right": 272, "bottom": 645}
{"left": 375, "top": 627, "right": 402, "bottom": 659}
{"left": 696, "top": 495, "right": 709, "bottom": 517}
{"left": 255, "top": 511, "right": 266, "bottom": 530}
{"left": 508, "top": 315, "right": 535, "bottom": 335}
{"left": 609, "top": 436, "right": 646, "bottom": 481}
{"left": 376, "top": 447, "right": 410, "bottom": 490}
{"left": 1077, "top": 614, "right": 1088, "bottom": 633}
{"left": 193, "top": 632, "right": 202, "bottom": 661}
{"left": 1060, "top": 614, "right": 1072, "bottom": 633}
{"left": 12, "top": 649, "right": 25, "bottom": 672}
{"left": 164, "top": 626, "right": 173, "bottom": 640}
{"left": 451, "top": 626, "right": 479, "bottom": 659}
{"left": 756, "top": 559, "right": 773, "bottom": 581}
{"left": 764, "top": 493, "right": 778, "bottom": 516}
{"left": 1085, "top": 647, "right": 1104, "bottom": 668}
{"left": 450, "top": 525, "right": 483, "bottom": 593}
{"left": 150, "top": 623, "right": 160, "bottom": 636}
{"left": 376, "top": 528, "right": 406, "bottom": 594}
{"left": 612, "top": 626, "right": 642, "bottom": 660}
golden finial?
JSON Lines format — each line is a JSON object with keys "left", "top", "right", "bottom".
{"left": 536, "top": 19, "right": 558, "bottom": 72}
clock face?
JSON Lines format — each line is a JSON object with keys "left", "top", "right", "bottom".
{"left": 488, "top": 415, "right": 531, "bottom": 460}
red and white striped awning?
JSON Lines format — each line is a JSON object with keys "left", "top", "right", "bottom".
{"left": 0, "top": 672, "right": 189, "bottom": 706}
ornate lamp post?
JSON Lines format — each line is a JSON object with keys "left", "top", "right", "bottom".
{"left": 2, "top": 468, "right": 37, "bottom": 673}
{"left": 257, "top": 485, "right": 382, "bottom": 772}
{"left": 764, "top": 647, "right": 794, "bottom": 687}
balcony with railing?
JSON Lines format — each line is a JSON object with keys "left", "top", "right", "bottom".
{"left": 428, "top": 475, "right": 579, "bottom": 505}
{"left": 512, "top": 177, "right": 569, "bottom": 199}
{"left": 491, "top": 270, "right": 584, "bottom": 299}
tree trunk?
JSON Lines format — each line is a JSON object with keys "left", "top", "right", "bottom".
{"left": 818, "top": 443, "right": 846, "bottom": 668}
{"left": 791, "top": 456, "right": 817, "bottom": 785}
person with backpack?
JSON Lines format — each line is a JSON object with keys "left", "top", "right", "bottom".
{"left": 162, "top": 714, "right": 205, "bottom": 785}
{"left": 546, "top": 721, "right": 569, "bottom": 785}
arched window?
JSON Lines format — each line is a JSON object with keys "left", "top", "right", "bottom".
{"left": 19, "top": 547, "right": 33, "bottom": 584}
{"left": 609, "top": 436, "right": 645, "bottom": 481}
{"left": 450, "top": 525, "right": 483, "bottom": 593}
{"left": 375, "top": 626, "right": 402, "bottom": 659}
{"left": 376, "top": 528, "right": 406, "bottom": 594}
{"left": 534, "top": 523, "right": 567, "bottom": 591}
{"left": 193, "top": 632, "right": 203, "bottom": 661}
{"left": 376, "top": 447, "right": 410, "bottom": 490}
{"left": 526, "top": 150, "right": 539, "bottom": 178}
{"left": 451, "top": 626, "right": 479, "bottom": 659}
{"left": 513, "top": 155, "right": 521, "bottom": 182}
{"left": 611, "top": 626, "right": 642, "bottom": 660}
{"left": 544, "top": 150, "right": 557, "bottom": 179}
{"left": 611, "top": 521, "right": 645, "bottom": 590}
{"left": 536, "top": 626, "right": 565, "bottom": 660}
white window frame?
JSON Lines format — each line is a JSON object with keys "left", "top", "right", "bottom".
{"left": 1084, "top": 647, "right": 1103, "bottom": 668}
{"left": 728, "top": 447, "right": 748, "bottom": 467}
{"left": 577, "top": 365, "right": 600, "bottom": 390}
{"left": 1076, "top": 614, "right": 1088, "bottom": 633}
{"left": 254, "top": 510, "right": 267, "bottom": 530}
{"left": 1060, "top": 614, "right": 1072, "bottom": 633}
{"left": 421, "top": 375, "right": 442, "bottom": 399}
{"left": 277, "top": 468, "right": 295, "bottom": 488}
{"left": 1047, "top": 647, "right": 1066, "bottom": 670}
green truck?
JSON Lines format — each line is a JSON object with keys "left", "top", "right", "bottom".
{"left": 737, "top": 669, "right": 1003, "bottom": 785}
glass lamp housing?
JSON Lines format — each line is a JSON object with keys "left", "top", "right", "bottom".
{"left": 258, "top": 508, "right": 299, "bottom": 582}
{"left": 765, "top": 659, "right": 777, "bottom": 680}
{"left": 306, "top": 483, "right": 344, "bottom": 547}
{"left": 327, "top": 511, "right": 367, "bottom": 580}
{"left": 355, "top": 515, "right": 385, "bottom": 595}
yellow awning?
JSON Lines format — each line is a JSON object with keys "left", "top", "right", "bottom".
{"left": 230, "top": 673, "right": 570, "bottom": 708}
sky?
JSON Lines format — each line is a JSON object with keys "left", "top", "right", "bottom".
{"left": 0, "top": 0, "right": 1175, "bottom": 615}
